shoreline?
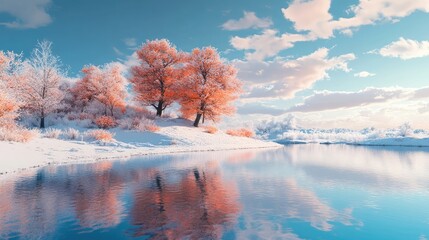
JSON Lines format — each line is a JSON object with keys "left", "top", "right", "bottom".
{"left": 0, "top": 139, "right": 281, "bottom": 176}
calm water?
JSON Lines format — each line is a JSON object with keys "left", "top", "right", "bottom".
{"left": 1, "top": 144, "right": 429, "bottom": 239}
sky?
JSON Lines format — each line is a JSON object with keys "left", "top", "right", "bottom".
{"left": 1, "top": 0, "right": 429, "bottom": 129}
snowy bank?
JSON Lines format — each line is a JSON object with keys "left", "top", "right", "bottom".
{"left": 0, "top": 118, "right": 280, "bottom": 175}
{"left": 257, "top": 119, "right": 429, "bottom": 148}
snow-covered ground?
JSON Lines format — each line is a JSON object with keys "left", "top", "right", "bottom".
{"left": 257, "top": 118, "right": 429, "bottom": 147}
{"left": 0, "top": 118, "right": 280, "bottom": 175}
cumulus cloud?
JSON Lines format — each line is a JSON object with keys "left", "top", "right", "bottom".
{"left": 0, "top": 0, "right": 52, "bottom": 29}
{"left": 281, "top": 0, "right": 333, "bottom": 38}
{"left": 222, "top": 11, "right": 273, "bottom": 31}
{"left": 230, "top": 29, "right": 315, "bottom": 61}
{"left": 354, "top": 71, "right": 375, "bottom": 78}
{"left": 413, "top": 86, "right": 429, "bottom": 99}
{"left": 282, "top": 0, "right": 429, "bottom": 39}
{"left": 377, "top": 38, "right": 429, "bottom": 60}
{"left": 288, "top": 87, "right": 411, "bottom": 112}
{"left": 234, "top": 48, "right": 355, "bottom": 99}
{"left": 230, "top": 0, "right": 429, "bottom": 60}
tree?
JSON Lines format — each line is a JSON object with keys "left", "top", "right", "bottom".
{"left": 130, "top": 39, "right": 184, "bottom": 117}
{"left": 0, "top": 51, "right": 25, "bottom": 128}
{"left": 72, "top": 63, "right": 127, "bottom": 116}
{"left": 21, "top": 41, "right": 65, "bottom": 128}
{"left": 0, "top": 89, "right": 19, "bottom": 128}
{"left": 179, "top": 47, "right": 241, "bottom": 127}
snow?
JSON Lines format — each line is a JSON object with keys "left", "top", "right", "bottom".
{"left": 257, "top": 119, "right": 429, "bottom": 148}
{"left": 0, "top": 118, "right": 280, "bottom": 175}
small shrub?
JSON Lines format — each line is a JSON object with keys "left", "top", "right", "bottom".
{"left": 94, "top": 116, "right": 117, "bottom": 129}
{"left": 203, "top": 126, "right": 218, "bottom": 134}
{"left": 44, "top": 128, "right": 62, "bottom": 139}
{"left": 145, "top": 124, "right": 160, "bottom": 132}
{"left": 86, "top": 129, "right": 115, "bottom": 142}
{"left": 135, "top": 118, "right": 159, "bottom": 132}
{"left": 0, "top": 127, "right": 40, "bottom": 142}
{"left": 226, "top": 128, "right": 255, "bottom": 138}
{"left": 118, "top": 117, "right": 160, "bottom": 132}
{"left": 64, "top": 128, "right": 80, "bottom": 140}
{"left": 118, "top": 117, "right": 140, "bottom": 130}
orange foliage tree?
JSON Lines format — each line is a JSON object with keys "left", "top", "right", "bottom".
{"left": 130, "top": 39, "right": 185, "bottom": 117}
{"left": 72, "top": 63, "right": 127, "bottom": 116}
{"left": 0, "top": 91, "right": 19, "bottom": 128}
{"left": 179, "top": 47, "right": 242, "bottom": 127}
{"left": 0, "top": 51, "right": 23, "bottom": 128}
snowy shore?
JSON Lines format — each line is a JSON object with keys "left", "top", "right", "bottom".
{"left": 257, "top": 120, "right": 429, "bottom": 148}
{"left": 276, "top": 137, "right": 429, "bottom": 147}
{"left": 0, "top": 118, "right": 280, "bottom": 175}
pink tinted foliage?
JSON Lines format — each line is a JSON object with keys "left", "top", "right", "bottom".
{"left": 130, "top": 39, "right": 185, "bottom": 116}
{"left": 72, "top": 63, "right": 127, "bottom": 117}
{"left": 19, "top": 41, "right": 65, "bottom": 128}
{"left": 203, "top": 126, "right": 218, "bottom": 134}
{"left": 0, "top": 51, "right": 24, "bottom": 129}
{"left": 178, "top": 47, "right": 242, "bottom": 127}
{"left": 86, "top": 129, "right": 115, "bottom": 142}
{"left": 94, "top": 116, "right": 117, "bottom": 129}
{"left": 226, "top": 128, "right": 255, "bottom": 138}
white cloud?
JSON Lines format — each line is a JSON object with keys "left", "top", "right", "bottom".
{"left": 354, "top": 71, "right": 375, "bottom": 78}
{"left": 0, "top": 0, "right": 52, "bottom": 29}
{"left": 123, "top": 38, "right": 137, "bottom": 48}
{"left": 282, "top": 0, "right": 429, "bottom": 39}
{"left": 288, "top": 87, "right": 410, "bottom": 112}
{"left": 413, "top": 86, "right": 429, "bottom": 99}
{"left": 230, "top": 29, "right": 315, "bottom": 61}
{"left": 237, "top": 102, "right": 286, "bottom": 116}
{"left": 222, "top": 11, "right": 273, "bottom": 31}
{"left": 281, "top": 0, "right": 333, "bottom": 39}
{"left": 377, "top": 38, "right": 429, "bottom": 60}
{"left": 230, "top": 0, "right": 429, "bottom": 60}
{"left": 113, "top": 47, "right": 124, "bottom": 56}
{"left": 234, "top": 48, "right": 355, "bottom": 99}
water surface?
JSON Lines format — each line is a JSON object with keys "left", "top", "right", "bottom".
{"left": 1, "top": 144, "right": 429, "bottom": 239}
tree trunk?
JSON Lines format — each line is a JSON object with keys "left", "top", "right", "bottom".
{"left": 156, "top": 100, "right": 163, "bottom": 117}
{"left": 40, "top": 109, "right": 45, "bottom": 128}
{"left": 156, "top": 106, "right": 162, "bottom": 117}
{"left": 40, "top": 116, "right": 45, "bottom": 128}
{"left": 193, "top": 113, "right": 202, "bottom": 127}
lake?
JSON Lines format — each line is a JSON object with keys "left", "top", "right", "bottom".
{"left": 1, "top": 144, "right": 429, "bottom": 239}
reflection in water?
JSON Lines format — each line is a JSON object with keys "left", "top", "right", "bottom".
{"left": 131, "top": 168, "right": 240, "bottom": 239}
{"left": 73, "top": 162, "right": 125, "bottom": 230}
{"left": 283, "top": 179, "right": 354, "bottom": 231}
{"left": 0, "top": 145, "right": 429, "bottom": 239}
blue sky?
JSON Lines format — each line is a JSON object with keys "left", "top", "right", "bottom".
{"left": 1, "top": 0, "right": 429, "bottom": 129}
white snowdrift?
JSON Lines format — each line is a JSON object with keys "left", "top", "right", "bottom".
{"left": 0, "top": 118, "right": 280, "bottom": 175}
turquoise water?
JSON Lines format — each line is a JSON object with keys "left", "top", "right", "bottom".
{"left": 1, "top": 144, "right": 429, "bottom": 239}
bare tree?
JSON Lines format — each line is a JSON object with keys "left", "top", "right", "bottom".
{"left": 22, "top": 40, "right": 65, "bottom": 128}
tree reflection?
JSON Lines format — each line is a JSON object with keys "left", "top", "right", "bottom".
{"left": 131, "top": 167, "right": 241, "bottom": 239}
{"left": 73, "top": 166, "right": 125, "bottom": 230}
